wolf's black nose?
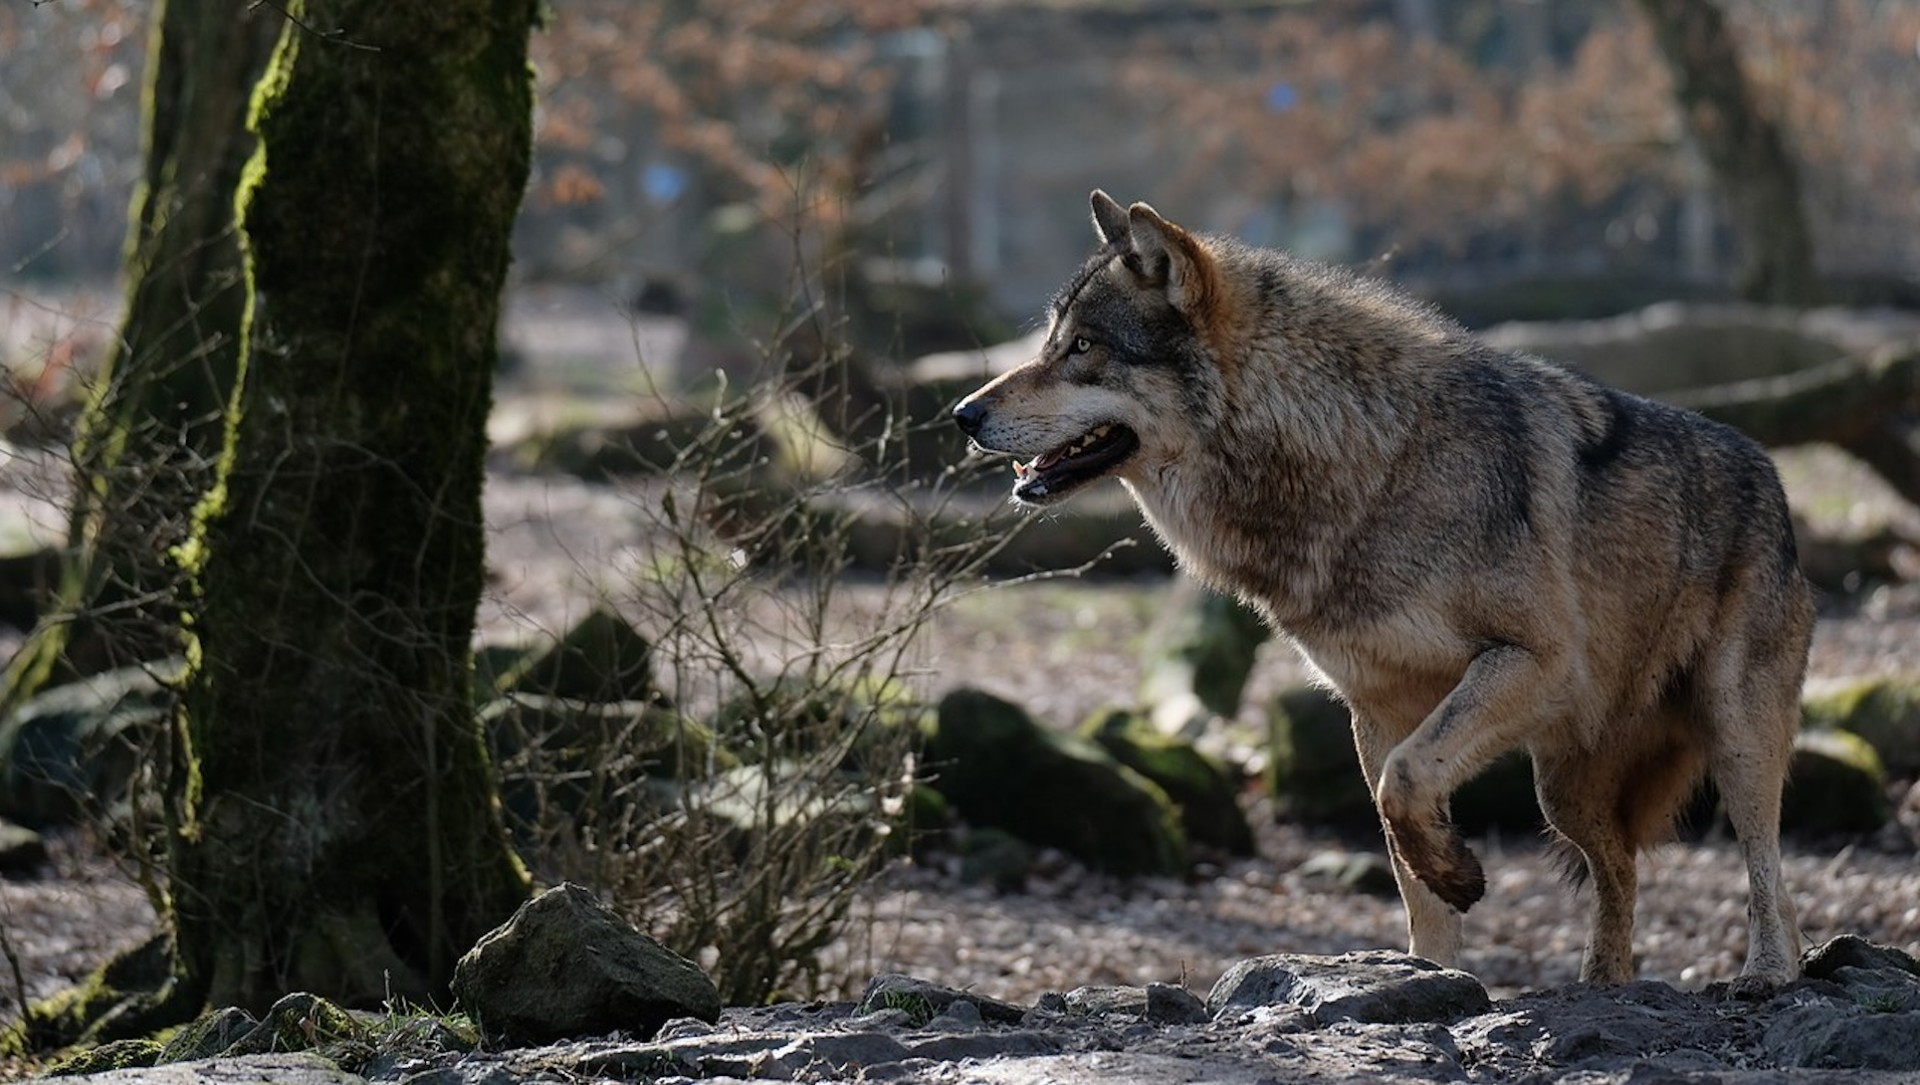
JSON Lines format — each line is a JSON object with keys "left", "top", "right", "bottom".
{"left": 953, "top": 399, "right": 986, "bottom": 437}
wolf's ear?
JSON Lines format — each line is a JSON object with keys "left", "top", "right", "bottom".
{"left": 1124, "top": 201, "right": 1216, "bottom": 317}
{"left": 1090, "top": 190, "right": 1130, "bottom": 248}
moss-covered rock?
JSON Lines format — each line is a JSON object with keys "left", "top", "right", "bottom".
{"left": 0, "top": 662, "right": 176, "bottom": 829}
{"left": 222, "top": 993, "right": 364, "bottom": 1056}
{"left": 957, "top": 826, "right": 1036, "bottom": 889}
{"left": 1267, "top": 686, "right": 1540, "bottom": 836}
{"left": 1802, "top": 676, "right": 1920, "bottom": 780}
{"left": 493, "top": 609, "right": 657, "bottom": 705}
{"left": 1266, "top": 687, "right": 1374, "bottom": 832}
{"left": 710, "top": 674, "right": 929, "bottom": 771}
{"left": 8, "top": 932, "right": 180, "bottom": 1055}
{"left": 43, "top": 1037, "right": 163, "bottom": 1076}
{"left": 482, "top": 694, "right": 728, "bottom": 834}
{"left": 156, "top": 1006, "right": 258, "bottom": 1063}
{"left": 1137, "top": 578, "right": 1270, "bottom": 737}
{"left": 1450, "top": 753, "right": 1543, "bottom": 836}
{"left": 898, "top": 783, "right": 952, "bottom": 856}
{"left": 1081, "top": 707, "right": 1255, "bottom": 857}
{"left": 1782, "top": 729, "right": 1891, "bottom": 836}
{"left": 926, "top": 689, "right": 1187, "bottom": 878}
{"left": 0, "top": 817, "right": 48, "bottom": 875}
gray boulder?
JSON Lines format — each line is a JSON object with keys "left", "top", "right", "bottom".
{"left": 451, "top": 882, "right": 720, "bottom": 1044}
{"left": 1059, "top": 983, "right": 1209, "bottom": 1025}
{"left": 1207, "top": 950, "right": 1489, "bottom": 1025}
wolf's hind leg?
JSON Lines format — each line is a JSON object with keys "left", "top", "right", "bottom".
{"left": 1699, "top": 626, "right": 1804, "bottom": 991}
{"left": 1352, "top": 710, "right": 1462, "bottom": 967}
{"left": 1534, "top": 752, "right": 1640, "bottom": 984}
{"left": 1703, "top": 686, "right": 1801, "bottom": 988}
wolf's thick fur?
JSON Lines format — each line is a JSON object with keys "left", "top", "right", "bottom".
{"left": 954, "top": 192, "right": 1815, "bottom": 988}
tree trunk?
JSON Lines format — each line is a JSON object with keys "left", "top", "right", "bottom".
{"left": 1630, "top": 0, "right": 1821, "bottom": 305}
{"left": 170, "top": 0, "right": 536, "bottom": 1013}
{"left": 0, "top": 0, "right": 273, "bottom": 713}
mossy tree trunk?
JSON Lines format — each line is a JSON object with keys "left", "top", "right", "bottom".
{"left": 169, "top": 1, "right": 536, "bottom": 1013}
{"left": 1631, "top": 0, "right": 1822, "bottom": 305}
{"left": 0, "top": 0, "right": 274, "bottom": 713}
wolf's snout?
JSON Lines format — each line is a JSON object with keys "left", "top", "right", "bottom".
{"left": 952, "top": 398, "right": 987, "bottom": 438}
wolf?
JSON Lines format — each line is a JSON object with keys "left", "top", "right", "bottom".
{"left": 954, "top": 191, "right": 1815, "bottom": 989}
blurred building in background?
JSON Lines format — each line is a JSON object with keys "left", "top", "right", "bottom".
{"left": 4, "top": 0, "right": 1918, "bottom": 335}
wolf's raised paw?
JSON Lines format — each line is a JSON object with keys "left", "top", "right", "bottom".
{"left": 1385, "top": 821, "right": 1486, "bottom": 912}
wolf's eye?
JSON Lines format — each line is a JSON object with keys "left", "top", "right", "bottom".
{"left": 1069, "top": 336, "right": 1093, "bottom": 355}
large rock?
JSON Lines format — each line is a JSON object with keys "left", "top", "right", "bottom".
{"left": 1265, "top": 687, "right": 1374, "bottom": 831}
{"left": 482, "top": 694, "right": 724, "bottom": 837}
{"left": 1802, "top": 675, "right": 1920, "bottom": 779}
{"left": 0, "top": 817, "right": 48, "bottom": 875}
{"left": 1136, "top": 576, "right": 1269, "bottom": 738}
{"left": 452, "top": 882, "right": 720, "bottom": 1045}
{"left": 1267, "top": 687, "right": 1544, "bottom": 836}
{"left": 1781, "top": 728, "right": 1891, "bottom": 836}
{"left": 492, "top": 609, "right": 657, "bottom": 705}
{"left": 0, "top": 663, "right": 175, "bottom": 829}
{"left": 708, "top": 674, "right": 927, "bottom": 769}
{"left": 927, "top": 689, "right": 1187, "bottom": 877}
{"left": 1080, "top": 707, "right": 1255, "bottom": 857}
{"left": 1207, "top": 950, "right": 1489, "bottom": 1025}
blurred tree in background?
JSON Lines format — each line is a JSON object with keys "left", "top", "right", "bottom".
{"left": 0, "top": 0, "right": 276, "bottom": 715}
{"left": 1630, "top": 0, "right": 1819, "bottom": 303}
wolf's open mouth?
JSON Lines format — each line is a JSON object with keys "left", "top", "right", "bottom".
{"left": 1011, "top": 423, "right": 1140, "bottom": 504}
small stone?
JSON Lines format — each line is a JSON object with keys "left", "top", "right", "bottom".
{"left": 156, "top": 1006, "right": 258, "bottom": 1062}
{"left": 855, "top": 974, "right": 1027, "bottom": 1027}
{"left": 1145, "top": 982, "right": 1209, "bottom": 1025}
{"left": 925, "top": 999, "right": 983, "bottom": 1030}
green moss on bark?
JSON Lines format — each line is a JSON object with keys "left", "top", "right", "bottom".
{"left": 171, "top": 0, "right": 538, "bottom": 1014}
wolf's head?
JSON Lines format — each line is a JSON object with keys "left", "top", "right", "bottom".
{"left": 953, "top": 191, "right": 1235, "bottom": 507}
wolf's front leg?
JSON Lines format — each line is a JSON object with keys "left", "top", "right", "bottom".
{"left": 1376, "top": 642, "right": 1564, "bottom": 914}
{"left": 1351, "top": 709, "right": 1462, "bottom": 967}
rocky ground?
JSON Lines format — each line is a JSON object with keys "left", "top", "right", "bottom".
{"left": 3, "top": 380, "right": 1920, "bottom": 1080}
